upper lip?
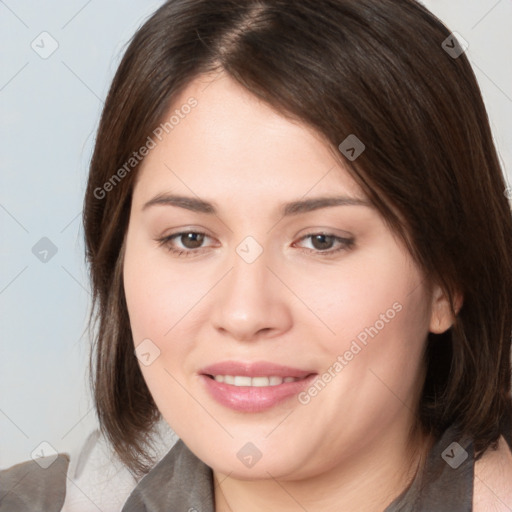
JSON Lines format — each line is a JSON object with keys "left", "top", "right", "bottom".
{"left": 200, "top": 361, "right": 316, "bottom": 379}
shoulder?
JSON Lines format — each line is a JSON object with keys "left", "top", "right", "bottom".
{"left": 0, "top": 421, "right": 178, "bottom": 512}
{"left": 0, "top": 453, "right": 69, "bottom": 511}
{"left": 61, "top": 428, "right": 140, "bottom": 510}
{"left": 62, "top": 421, "right": 179, "bottom": 511}
{"left": 473, "top": 435, "right": 512, "bottom": 511}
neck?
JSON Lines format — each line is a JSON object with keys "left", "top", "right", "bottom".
{"left": 213, "top": 423, "right": 434, "bottom": 512}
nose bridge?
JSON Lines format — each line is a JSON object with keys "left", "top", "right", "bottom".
{"left": 210, "top": 239, "right": 291, "bottom": 339}
{"left": 224, "top": 243, "right": 271, "bottom": 310}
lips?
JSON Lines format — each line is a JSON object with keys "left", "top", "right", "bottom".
{"left": 200, "top": 360, "right": 315, "bottom": 379}
{"left": 199, "top": 360, "right": 318, "bottom": 412}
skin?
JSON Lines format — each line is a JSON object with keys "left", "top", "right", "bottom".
{"left": 123, "top": 71, "right": 461, "bottom": 512}
{"left": 474, "top": 439, "right": 512, "bottom": 511}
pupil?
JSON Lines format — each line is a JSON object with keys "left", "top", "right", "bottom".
{"left": 182, "top": 233, "right": 204, "bottom": 249}
{"left": 312, "top": 234, "right": 333, "bottom": 250}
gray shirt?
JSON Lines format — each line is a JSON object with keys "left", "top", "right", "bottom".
{"left": 0, "top": 424, "right": 479, "bottom": 511}
{"left": 121, "top": 424, "right": 475, "bottom": 511}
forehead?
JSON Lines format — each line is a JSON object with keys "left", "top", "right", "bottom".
{"left": 132, "top": 72, "right": 367, "bottom": 207}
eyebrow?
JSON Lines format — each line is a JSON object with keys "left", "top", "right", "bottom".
{"left": 142, "top": 193, "right": 372, "bottom": 216}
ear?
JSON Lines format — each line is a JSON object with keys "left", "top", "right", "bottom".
{"left": 429, "top": 284, "right": 463, "bottom": 334}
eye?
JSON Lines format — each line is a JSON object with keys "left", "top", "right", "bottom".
{"left": 294, "top": 232, "right": 354, "bottom": 256}
{"left": 156, "top": 230, "right": 354, "bottom": 258}
{"left": 156, "top": 231, "right": 214, "bottom": 257}
{"left": 175, "top": 232, "right": 207, "bottom": 249}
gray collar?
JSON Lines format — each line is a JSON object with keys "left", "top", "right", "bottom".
{"left": 383, "top": 425, "right": 474, "bottom": 512}
{"left": 122, "top": 439, "right": 215, "bottom": 511}
{"left": 122, "top": 425, "right": 473, "bottom": 512}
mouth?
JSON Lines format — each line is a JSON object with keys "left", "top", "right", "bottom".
{"left": 199, "top": 361, "right": 317, "bottom": 412}
{"left": 199, "top": 360, "right": 315, "bottom": 379}
{"left": 204, "top": 374, "right": 307, "bottom": 386}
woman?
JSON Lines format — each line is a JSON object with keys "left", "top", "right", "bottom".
{"left": 2, "top": 0, "right": 511, "bottom": 510}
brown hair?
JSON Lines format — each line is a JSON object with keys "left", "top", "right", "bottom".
{"left": 84, "top": 0, "right": 512, "bottom": 476}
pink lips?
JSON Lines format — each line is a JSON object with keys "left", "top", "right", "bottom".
{"left": 200, "top": 360, "right": 315, "bottom": 379}
{"left": 199, "top": 360, "right": 317, "bottom": 413}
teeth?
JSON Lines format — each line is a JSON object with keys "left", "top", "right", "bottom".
{"left": 251, "top": 377, "right": 270, "bottom": 387}
{"left": 234, "top": 376, "right": 252, "bottom": 386}
{"left": 212, "top": 375, "right": 300, "bottom": 386}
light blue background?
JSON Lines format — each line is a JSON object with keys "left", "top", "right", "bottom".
{"left": 1, "top": 0, "right": 511, "bottom": 468}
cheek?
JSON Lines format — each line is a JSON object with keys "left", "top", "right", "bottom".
{"left": 122, "top": 241, "right": 205, "bottom": 430}
{"left": 122, "top": 235, "right": 218, "bottom": 404}
{"left": 123, "top": 262, "right": 172, "bottom": 345}
{"left": 123, "top": 238, "right": 203, "bottom": 345}
{"left": 291, "top": 244, "right": 428, "bottom": 347}
{"left": 293, "top": 244, "right": 431, "bottom": 402}
{"left": 289, "top": 256, "right": 430, "bottom": 454}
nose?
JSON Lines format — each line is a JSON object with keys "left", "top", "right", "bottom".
{"left": 210, "top": 247, "right": 293, "bottom": 342}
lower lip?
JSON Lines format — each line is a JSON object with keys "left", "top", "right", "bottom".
{"left": 200, "top": 374, "right": 317, "bottom": 412}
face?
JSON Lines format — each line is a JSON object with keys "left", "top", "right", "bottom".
{"left": 123, "top": 72, "right": 451, "bottom": 481}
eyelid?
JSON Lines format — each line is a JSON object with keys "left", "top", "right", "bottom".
{"left": 157, "top": 225, "right": 215, "bottom": 241}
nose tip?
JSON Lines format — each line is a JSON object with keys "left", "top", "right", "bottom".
{"left": 216, "top": 319, "right": 275, "bottom": 342}
{"left": 210, "top": 251, "right": 292, "bottom": 342}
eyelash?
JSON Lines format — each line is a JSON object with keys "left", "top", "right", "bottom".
{"left": 156, "top": 231, "right": 355, "bottom": 258}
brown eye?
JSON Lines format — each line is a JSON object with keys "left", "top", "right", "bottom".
{"left": 294, "top": 232, "right": 355, "bottom": 257}
{"left": 179, "top": 232, "right": 205, "bottom": 249}
{"left": 158, "top": 230, "right": 353, "bottom": 259}
{"left": 310, "top": 234, "right": 336, "bottom": 250}
{"left": 156, "top": 230, "right": 215, "bottom": 258}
